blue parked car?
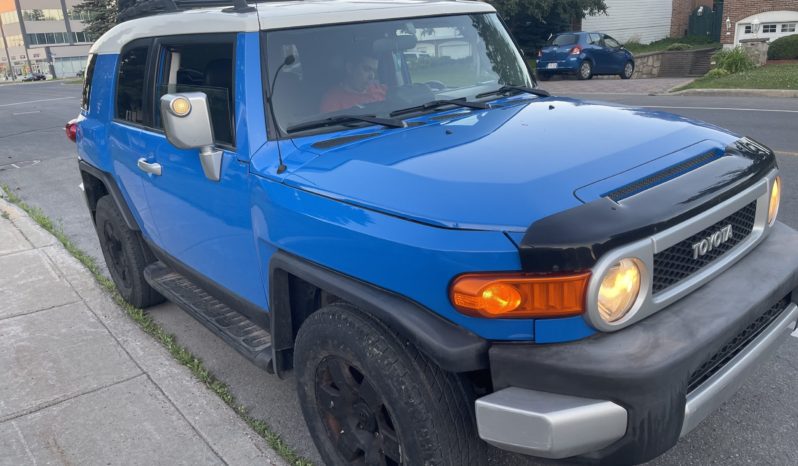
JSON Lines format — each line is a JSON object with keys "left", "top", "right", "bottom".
{"left": 537, "top": 31, "right": 635, "bottom": 80}
{"left": 69, "top": 1, "right": 797, "bottom": 465}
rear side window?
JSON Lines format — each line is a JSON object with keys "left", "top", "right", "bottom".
{"left": 116, "top": 44, "right": 149, "bottom": 124}
{"left": 551, "top": 34, "right": 578, "bottom": 46}
{"left": 81, "top": 54, "right": 96, "bottom": 111}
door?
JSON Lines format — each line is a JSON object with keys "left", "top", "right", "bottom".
{"left": 108, "top": 38, "right": 161, "bottom": 241}
{"left": 585, "top": 33, "right": 609, "bottom": 73}
{"left": 602, "top": 35, "right": 627, "bottom": 74}
{"left": 139, "top": 33, "right": 268, "bottom": 311}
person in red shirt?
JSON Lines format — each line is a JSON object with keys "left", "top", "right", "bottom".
{"left": 320, "top": 55, "right": 387, "bottom": 113}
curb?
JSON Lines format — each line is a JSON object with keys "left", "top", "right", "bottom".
{"left": 668, "top": 88, "right": 798, "bottom": 98}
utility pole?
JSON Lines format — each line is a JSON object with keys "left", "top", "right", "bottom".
{"left": 0, "top": 14, "right": 16, "bottom": 80}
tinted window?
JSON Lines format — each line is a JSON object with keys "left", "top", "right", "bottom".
{"left": 81, "top": 54, "right": 96, "bottom": 111}
{"left": 116, "top": 45, "right": 149, "bottom": 124}
{"left": 604, "top": 36, "right": 621, "bottom": 49}
{"left": 551, "top": 34, "right": 578, "bottom": 46}
{"left": 156, "top": 38, "right": 236, "bottom": 146}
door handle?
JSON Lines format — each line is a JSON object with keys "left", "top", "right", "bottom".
{"left": 137, "top": 158, "right": 162, "bottom": 176}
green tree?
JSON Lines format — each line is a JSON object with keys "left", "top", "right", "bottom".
{"left": 488, "top": 0, "right": 608, "bottom": 52}
{"left": 73, "top": 0, "right": 117, "bottom": 38}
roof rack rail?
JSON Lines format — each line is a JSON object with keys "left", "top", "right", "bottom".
{"left": 118, "top": 0, "right": 261, "bottom": 22}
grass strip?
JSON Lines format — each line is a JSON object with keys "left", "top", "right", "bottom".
{"left": 1, "top": 185, "right": 313, "bottom": 466}
{"left": 676, "top": 64, "right": 798, "bottom": 91}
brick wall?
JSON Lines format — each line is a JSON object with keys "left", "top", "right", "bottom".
{"left": 671, "top": 0, "right": 715, "bottom": 37}
{"left": 722, "top": 0, "right": 798, "bottom": 44}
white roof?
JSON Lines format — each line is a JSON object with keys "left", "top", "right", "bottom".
{"left": 90, "top": 0, "right": 494, "bottom": 54}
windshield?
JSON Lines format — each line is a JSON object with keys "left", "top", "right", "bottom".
{"left": 265, "top": 13, "right": 532, "bottom": 135}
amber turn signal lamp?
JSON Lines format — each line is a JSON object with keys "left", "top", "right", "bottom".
{"left": 450, "top": 272, "right": 590, "bottom": 318}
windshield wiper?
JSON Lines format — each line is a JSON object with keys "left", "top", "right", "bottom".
{"left": 286, "top": 114, "right": 407, "bottom": 134}
{"left": 476, "top": 85, "right": 550, "bottom": 99}
{"left": 389, "top": 98, "right": 490, "bottom": 117}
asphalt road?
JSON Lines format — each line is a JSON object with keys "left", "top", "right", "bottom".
{"left": 1, "top": 80, "right": 797, "bottom": 466}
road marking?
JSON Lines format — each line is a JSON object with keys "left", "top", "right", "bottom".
{"left": 0, "top": 96, "right": 74, "bottom": 107}
{"left": 776, "top": 151, "right": 798, "bottom": 157}
{"left": 636, "top": 105, "right": 798, "bottom": 114}
{"left": 12, "top": 110, "right": 41, "bottom": 116}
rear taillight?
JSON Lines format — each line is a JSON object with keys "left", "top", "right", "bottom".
{"left": 570, "top": 46, "right": 582, "bottom": 55}
{"left": 65, "top": 119, "right": 77, "bottom": 142}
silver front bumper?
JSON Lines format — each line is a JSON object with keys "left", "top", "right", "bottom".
{"left": 475, "top": 303, "right": 798, "bottom": 459}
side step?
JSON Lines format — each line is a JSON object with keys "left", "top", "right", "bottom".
{"left": 143, "top": 262, "right": 273, "bottom": 372}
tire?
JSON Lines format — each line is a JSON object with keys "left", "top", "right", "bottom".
{"left": 620, "top": 61, "right": 634, "bottom": 79}
{"left": 94, "top": 195, "right": 164, "bottom": 308}
{"left": 537, "top": 72, "right": 551, "bottom": 81}
{"left": 294, "top": 303, "right": 487, "bottom": 466}
{"left": 578, "top": 60, "right": 593, "bottom": 80}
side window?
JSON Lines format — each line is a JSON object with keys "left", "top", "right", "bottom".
{"left": 156, "top": 37, "right": 236, "bottom": 147}
{"left": 588, "top": 34, "right": 602, "bottom": 46}
{"left": 604, "top": 36, "right": 621, "bottom": 49}
{"left": 116, "top": 44, "right": 149, "bottom": 124}
{"left": 81, "top": 54, "right": 97, "bottom": 111}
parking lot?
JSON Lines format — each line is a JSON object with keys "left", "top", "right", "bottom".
{"left": 1, "top": 79, "right": 797, "bottom": 465}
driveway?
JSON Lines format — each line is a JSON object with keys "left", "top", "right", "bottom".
{"left": 539, "top": 77, "right": 694, "bottom": 95}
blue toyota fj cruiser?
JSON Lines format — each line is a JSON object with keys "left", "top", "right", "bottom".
{"left": 70, "top": 1, "right": 798, "bottom": 464}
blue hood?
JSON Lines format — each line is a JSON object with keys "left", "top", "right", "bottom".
{"left": 283, "top": 98, "right": 740, "bottom": 232}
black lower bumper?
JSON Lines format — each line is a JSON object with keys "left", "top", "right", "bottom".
{"left": 489, "top": 222, "right": 798, "bottom": 464}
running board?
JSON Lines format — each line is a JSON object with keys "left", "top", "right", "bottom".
{"left": 143, "top": 262, "right": 273, "bottom": 372}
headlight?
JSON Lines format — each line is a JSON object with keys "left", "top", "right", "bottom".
{"left": 598, "top": 258, "right": 642, "bottom": 323}
{"left": 768, "top": 176, "right": 781, "bottom": 225}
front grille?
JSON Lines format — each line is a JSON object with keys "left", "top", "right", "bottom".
{"left": 687, "top": 298, "right": 790, "bottom": 393}
{"left": 652, "top": 201, "right": 757, "bottom": 294}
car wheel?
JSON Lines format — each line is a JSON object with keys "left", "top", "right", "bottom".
{"left": 94, "top": 195, "right": 164, "bottom": 308}
{"left": 537, "top": 72, "right": 551, "bottom": 81}
{"left": 621, "top": 61, "right": 634, "bottom": 79}
{"left": 294, "top": 303, "right": 487, "bottom": 466}
{"left": 578, "top": 61, "right": 593, "bottom": 80}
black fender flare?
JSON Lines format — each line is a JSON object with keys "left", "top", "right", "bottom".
{"left": 78, "top": 160, "right": 140, "bottom": 231}
{"left": 268, "top": 250, "right": 489, "bottom": 376}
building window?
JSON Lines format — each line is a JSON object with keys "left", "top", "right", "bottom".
{"left": 26, "top": 32, "right": 71, "bottom": 46}
{"left": 6, "top": 35, "right": 24, "bottom": 47}
{"left": 1, "top": 11, "right": 19, "bottom": 24}
{"left": 21, "top": 9, "right": 65, "bottom": 21}
{"left": 67, "top": 9, "right": 96, "bottom": 22}
{"left": 783, "top": 24, "right": 796, "bottom": 33}
{"left": 744, "top": 25, "right": 752, "bottom": 34}
{"left": 72, "top": 31, "right": 95, "bottom": 43}
{"left": 762, "top": 24, "right": 777, "bottom": 33}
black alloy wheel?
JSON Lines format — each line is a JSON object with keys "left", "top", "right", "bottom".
{"left": 315, "top": 356, "right": 402, "bottom": 465}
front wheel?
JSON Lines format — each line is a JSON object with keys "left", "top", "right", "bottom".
{"left": 620, "top": 61, "right": 634, "bottom": 79}
{"left": 537, "top": 72, "right": 552, "bottom": 81}
{"left": 578, "top": 61, "right": 593, "bottom": 80}
{"left": 294, "top": 303, "right": 487, "bottom": 465}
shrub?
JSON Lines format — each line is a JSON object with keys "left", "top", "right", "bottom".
{"left": 704, "top": 68, "right": 731, "bottom": 78}
{"left": 713, "top": 47, "right": 754, "bottom": 73}
{"left": 767, "top": 34, "right": 798, "bottom": 60}
{"left": 666, "top": 43, "right": 691, "bottom": 51}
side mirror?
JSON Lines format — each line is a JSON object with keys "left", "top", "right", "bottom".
{"left": 160, "top": 92, "right": 222, "bottom": 181}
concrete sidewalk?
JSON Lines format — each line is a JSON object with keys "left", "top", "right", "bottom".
{"left": 0, "top": 198, "right": 286, "bottom": 465}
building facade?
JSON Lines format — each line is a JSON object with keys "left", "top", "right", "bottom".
{"left": 0, "top": 0, "right": 96, "bottom": 79}
{"left": 582, "top": 0, "right": 676, "bottom": 44}
{"left": 720, "top": 0, "right": 798, "bottom": 46}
